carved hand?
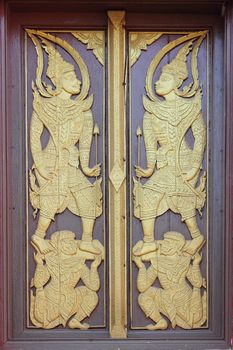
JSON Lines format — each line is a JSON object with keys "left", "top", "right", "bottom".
{"left": 183, "top": 167, "right": 199, "bottom": 181}
{"left": 133, "top": 256, "right": 144, "bottom": 269}
{"left": 135, "top": 165, "right": 154, "bottom": 178}
{"left": 92, "top": 254, "right": 102, "bottom": 268}
{"left": 193, "top": 252, "right": 202, "bottom": 265}
{"left": 37, "top": 166, "right": 57, "bottom": 181}
{"left": 33, "top": 251, "right": 44, "bottom": 265}
{"left": 83, "top": 164, "right": 101, "bottom": 177}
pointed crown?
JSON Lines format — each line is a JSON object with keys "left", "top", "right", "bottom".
{"left": 164, "top": 231, "right": 185, "bottom": 245}
{"left": 162, "top": 41, "right": 192, "bottom": 82}
{"left": 42, "top": 39, "right": 75, "bottom": 86}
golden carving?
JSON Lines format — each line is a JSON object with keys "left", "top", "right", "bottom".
{"left": 30, "top": 230, "right": 104, "bottom": 329}
{"left": 26, "top": 30, "right": 104, "bottom": 328}
{"left": 132, "top": 32, "right": 207, "bottom": 329}
{"left": 72, "top": 31, "right": 105, "bottom": 65}
{"left": 129, "top": 32, "right": 162, "bottom": 66}
{"left": 108, "top": 11, "right": 127, "bottom": 338}
{"left": 133, "top": 232, "right": 206, "bottom": 330}
{"left": 146, "top": 31, "right": 208, "bottom": 101}
{"left": 109, "top": 160, "right": 126, "bottom": 192}
{"left": 27, "top": 30, "right": 102, "bottom": 256}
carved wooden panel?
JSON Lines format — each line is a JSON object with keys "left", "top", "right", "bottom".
{"left": 25, "top": 30, "right": 106, "bottom": 330}
{"left": 129, "top": 31, "right": 208, "bottom": 330}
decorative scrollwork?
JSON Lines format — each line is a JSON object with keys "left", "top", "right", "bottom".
{"left": 72, "top": 31, "right": 105, "bottom": 65}
{"left": 129, "top": 32, "right": 162, "bottom": 67}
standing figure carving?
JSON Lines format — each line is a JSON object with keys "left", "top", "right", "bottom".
{"left": 134, "top": 36, "right": 207, "bottom": 257}
{"left": 28, "top": 31, "right": 102, "bottom": 256}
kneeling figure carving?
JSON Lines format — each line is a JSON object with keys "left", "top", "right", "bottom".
{"left": 133, "top": 232, "right": 206, "bottom": 330}
{"left": 30, "top": 230, "right": 104, "bottom": 329}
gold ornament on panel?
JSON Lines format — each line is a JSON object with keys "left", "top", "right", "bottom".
{"left": 27, "top": 30, "right": 104, "bottom": 329}
{"left": 132, "top": 31, "right": 208, "bottom": 330}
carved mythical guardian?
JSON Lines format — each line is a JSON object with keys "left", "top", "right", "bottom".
{"left": 27, "top": 31, "right": 102, "bottom": 255}
{"left": 133, "top": 232, "right": 207, "bottom": 330}
{"left": 134, "top": 34, "right": 207, "bottom": 257}
{"left": 30, "top": 231, "right": 104, "bottom": 329}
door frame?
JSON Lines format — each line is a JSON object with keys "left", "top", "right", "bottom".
{"left": 0, "top": 1, "right": 232, "bottom": 349}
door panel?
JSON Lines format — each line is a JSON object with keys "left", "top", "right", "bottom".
{"left": 129, "top": 31, "right": 208, "bottom": 330}
{"left": 7, "top": 9, "right": 109, "bottom": 341}
{"left": 26, "top": 29, "right": 106, "bottom": 329}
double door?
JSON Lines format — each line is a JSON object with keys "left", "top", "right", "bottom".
{"left": 1, "top": 4, "right": 231, "bottom": 350}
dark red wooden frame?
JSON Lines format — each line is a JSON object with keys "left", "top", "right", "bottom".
{"left": 0, "top": 1, "right": 232, "bottom": 349}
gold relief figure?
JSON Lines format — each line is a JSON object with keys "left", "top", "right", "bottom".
{"left": 30, "top": 231, "right": 104, "bottom": 329}
{"left": 133, "top": 32, "right": 207, "bottom": 257}
{"left": 27, "top": 31, "right": 102, "bottom": 255}
{"left": 133, "top": 232, "right": 207, "bottom": 330}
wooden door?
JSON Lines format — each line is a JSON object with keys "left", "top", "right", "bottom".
{"left": 0, "top": 1, "right": 232, "bottom": 349}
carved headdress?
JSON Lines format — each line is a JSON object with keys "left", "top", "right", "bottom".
{"left": 163, "top": 231, "right": 186, "bottom": 251}
{"left": 50, "top": 231, "right": 76, "bottom": 250}
{"left": 162, "top": 41, "right": 192, "bottom": 84}
{"left": 164, "top": 231, "right": 185, "bottom": 243}
{"left": 27, "top": 30, "right": 90, "bottom": 99}
{"left": 42, "top": 39, "right": 75, "bottom": 86}
{"left": 42, "top": 40, "right": 74, "bottom": 85}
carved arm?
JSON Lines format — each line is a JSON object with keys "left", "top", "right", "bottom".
{"left": 143, "top": 112, "right": 157, "bottom": 170}
{"left": 81, "top": 263, "right": 100, "bottom": 292}
{"left": 33, "top": 259, "right": 50, "bottom": 289}
{"left": 186, "top": 256, "right": 203, "bottom": 288}
{"left": 137, "top": 263, "right": 157, "bottom": 293}
{"left": 191, "top": 112, "right": 206, "bottom": 170}
{"left": 79, "top": 110, "right": 93, "bottom": 171}
{"left": 30, "top": 111, "right": 44, "bottom": 169}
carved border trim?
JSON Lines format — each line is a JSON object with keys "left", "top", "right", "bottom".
{"left": 108, "top": 10, "right": 127, "bottom": 339}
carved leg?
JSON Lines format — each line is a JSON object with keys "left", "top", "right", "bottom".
{"left": 184, "top": 217, "right": 205, "bottom": 255}
{"left": 134, "top": 218, "right": 157, "bottom": 256}
{"left": 185, "top": 216, "right": 201, "bottom": 238}
{"left": 32, "top": 216, "right": 52, "bottom": 254}
{"left": 80, "top": 218, "right": 101, "bottom": 254}
{"left": 138, "top": 288, "right": 168, "bottom": 330}
{"left": 68, "top": 288, "right": 98, "bottom": 329}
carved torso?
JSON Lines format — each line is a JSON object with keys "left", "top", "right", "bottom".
{"left": 152, "top": 254, "right": 191, "bottom": 290}
{"left": 144, "top": 94, "right": 201, "bottom": 171}
{"left": 35, "top": 96, "right": 85, "bottom": 150}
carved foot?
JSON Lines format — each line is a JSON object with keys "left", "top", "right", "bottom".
{"left": 80, "top": 241, "right": 101, "bottom": 255}
{"left": 133, "top": 241, "right": 157, "bottom": 257}
{"left": 31, "top": 234, "right": 52, "bottom": 254}
{"left": 68, "top": 318, "right": 90, "bottom": 330}
{"left": 146, "top": 318, "right": 168, "bottom": 330}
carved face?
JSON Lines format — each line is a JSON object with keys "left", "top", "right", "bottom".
{"left": 155, "top": 72, "right": 178, "bottom": 96}
{"left": 60, "top": 70, "right": 81, "bottom": 95}
{"left": 60, "top": 238, "right": 77, "bottom": 255}
{"left": 160, "top": 238, "right": 179, "bottom": 256}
